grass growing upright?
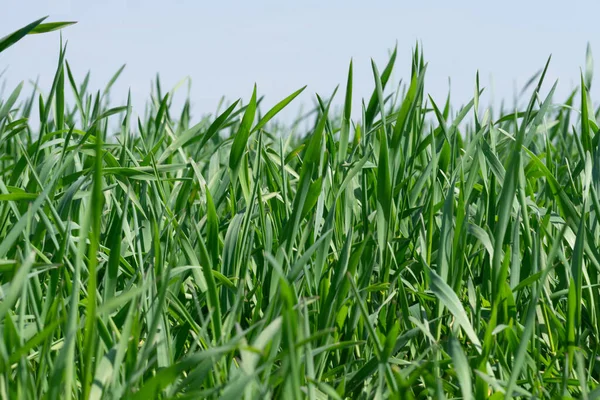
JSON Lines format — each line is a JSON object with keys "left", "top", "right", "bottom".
{"left": 1, "top": 18, "right": 600, "bottom": 399}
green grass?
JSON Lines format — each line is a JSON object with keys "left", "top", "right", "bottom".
{"left": 1, "top": 17, "right": 600, "bottom": 399}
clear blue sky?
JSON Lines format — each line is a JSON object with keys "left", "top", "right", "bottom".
{"left": 2, "top": 1, "right": 599, "bottom": 123}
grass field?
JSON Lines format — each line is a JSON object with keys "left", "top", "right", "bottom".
{"left": 1, "top": 17, "right": 600, "bottom": 399}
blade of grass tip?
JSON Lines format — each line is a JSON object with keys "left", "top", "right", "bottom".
{"left": 82, "top": 125, "right": 104, "bottom": 399}
{"left": 365, "top": 46, "right": 397, "bottom": 130}
{"left": 65, "top": 61, "right": 87, "bottom": 127}
{"left": 120, "top": 90, "right": 132, "bottom": 161}
{"left": 102, "top": 64, "right": 126, "bottom": 99}
{"left": 580, "top": 73, "right": 592, "bottom": 152}
{"left": 391, "top": 65, "right": 426, "bottom": 150}
{"left": 34, "top": 42, "right": 67, "bottom": 162}
{"left": 55, "top": 53, "right": 65, "bottom": 132}
{"left": 518, "top": 67, "right": 543, "bottom": 98}
{"left": 0, "top": 81, "right": 24, "bottom": 122}
{"left": 29, "top": 21, "right": 77, "bottom": 34}
{"left": 443, "top": 77, "right": 451, "bottom": 119}
{"left": 154, "top": 93, "right": 169, "bottom": 134}
{"left": 372, "top": 59, "right": 388, "bottom": 131}
{"left": 585, "top": 42, "right": 593, "bottom": 90}
{"left": 338, "top": 59, "right": 353, "bottom": 165}
{"left": 91, "top": 105, "right": 130, "bottom": 125}
{"left": 195, "top": 100, "right": 239, "bottom": 149}
{"left": 251, "top": 85, "right": 306, "bottom": 134}
{"left": 0, "top": 16, "right": 47, "bottom": 53}
{"left": 229, "top": 84, "right": 257, "bottom": 183}
{"left": 474, "top": 71, "right": 481, "bottom": 130}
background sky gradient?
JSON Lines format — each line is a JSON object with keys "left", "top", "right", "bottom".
{"left": 2, "top": 1, "right": 599, "bottom": 123}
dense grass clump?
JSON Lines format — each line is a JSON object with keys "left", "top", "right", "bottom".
{"left": 2, "top": 17, "right": 600, "bottom": 399}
